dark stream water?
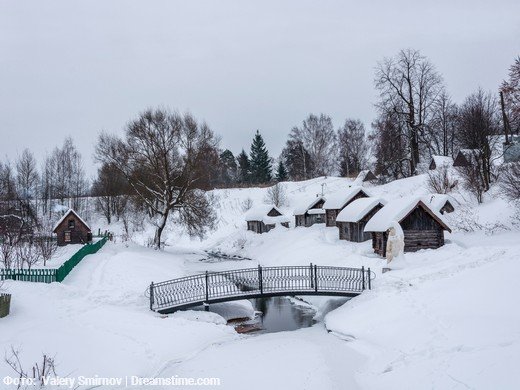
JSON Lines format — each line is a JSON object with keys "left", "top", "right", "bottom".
{"left": 232, "top": 297, "right": 317, "bottom": 334}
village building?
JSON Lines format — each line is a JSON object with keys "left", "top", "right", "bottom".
{"left": 245, "top": 205, "right": 290, "bottom": 234}
{"left": 52, "top": 209, "right": 92, "bottom": 246}
{"left": 322, "top": 187, "right": 370, "bottom": 227}
{"left": 364, "top": 197, "right": 451, "bottom": 256}
{"left": 355, "top": 170, "right": 378, "bottom": 182}
{"left": 336, "top": 197, "right": 386, "bottom": 242}
{"left": 429, "top": 155, "right": 454, "bottom": 170}
{"left": 423, "top": 194, "right": 456, "bottom": 215}
{"left": 453, "top": 149, "right": 481, "bottom": 167}
{"left": 294, "top": 196, "right": 326, "bottom": 227}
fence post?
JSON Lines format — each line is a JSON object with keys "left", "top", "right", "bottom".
{"left": 205, "top": 271, "right": 209, "bottom": 311}
{"left": 258, "top": 265, "right": 263, "bottom": 294}
{"left": 314, "top": 264, "right": 318, "bottom": 292}
{"left": 362, "top": 266, "right": 365, "bottom": 290}
{"left": 310, "top": 263, "right": 314, "bottom": 289}
{"left": 368, "top": 267, "right": 371, "bottom": 290}
{"left": 150, "top": 282, "right": 154, "bottom": 311}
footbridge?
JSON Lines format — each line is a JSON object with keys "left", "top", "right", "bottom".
{"left": 149, "top": 264, "right": 375, "bottom": 314}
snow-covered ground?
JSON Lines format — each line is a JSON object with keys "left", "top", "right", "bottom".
{"left": 1, "top": 175, "right": 519, "bottom": 389}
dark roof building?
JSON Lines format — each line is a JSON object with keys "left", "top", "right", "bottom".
{"left": 53, "top": 209, "right": 92, "bottom": 246}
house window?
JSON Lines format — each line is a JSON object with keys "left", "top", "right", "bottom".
{"left": 64, "top": 231, "right": 71, "bottom": 242}
{"left": 68, "top": 219, "right": 75, "bottom": 229}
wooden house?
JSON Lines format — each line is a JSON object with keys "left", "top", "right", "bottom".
{"left": 364, "top": 197, "right": 451, "bottom": 256}
{"left": 52, "top": 209, "right": 92, "bottom": 246}
{"left": 245, "top": 205, "right": 290, "bottom": 234}
{"left": 423, "top": 194, "right": 456, "bottom": 215}
{"left": 453, "top": 149, "right": 480, "bottom": 167}
{"left": 429, "top": 155, "right": 454, "bottom": 170}
{"left": 336, "top": 197, "right": 386, "bottom": 242}
{"left": 355, "top": 170, "right": 378, "bottom": 182}
{"left": 323, "top": 187, "right": 370, "bottom": 227}
{"left": 294, "top": 196, "right": 326, "bottom": 227}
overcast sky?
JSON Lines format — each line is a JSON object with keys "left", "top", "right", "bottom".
{"left": 1, "top": 0, "right": 519, "bottom": 177}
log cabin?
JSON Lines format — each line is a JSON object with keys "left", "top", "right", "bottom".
{"left": 336, "top": 197, "right": 386, "bottom": 242}
{"left": 323, "top": 187, "right": 370, "bottom": 227}
{"left": 294, "top": 196, "right": 326, "bottom": 227}
{"left": 364, "top": 197, "right": 451, "bottom": 256}
{"left": 52, "top": 209, "right": 92, "bottom": 246}
{"left": 245, "top": 205, "right": 290, "bottom": 234}
{"left": 429, "top": 155, "right": 454, "bottom": 170}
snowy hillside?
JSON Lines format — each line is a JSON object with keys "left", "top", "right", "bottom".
{"left": 1, "top": 175, "right": 519, "bottom": 389}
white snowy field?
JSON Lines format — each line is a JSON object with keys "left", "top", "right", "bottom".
{"left": 1, "top": 175, "right": 519, "bottom": 389}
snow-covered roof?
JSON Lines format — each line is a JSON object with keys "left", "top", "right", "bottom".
{"left": 430, "top": 155, "right": 453, "bottom": 168}
{"left": 307, "top": 208, "right": 326, "bottom": 215}
{"left": 323, "top": 186, "right": 371, "bottom": 210}
{"left": 293, "top": 196, "right": 325, "bottom": 215}
{"left": 355, "top": 170, "right": 377, "bottom": 182}
{"left": 422, "top": 194, "right": 456, "bottom": 213}
{"left": 364, "top": 197, "right": 451, "bottom": 233}
{"left": 245, "top": 205, "right": 282, "bottom": 221}
{"left": 336, "top": 197, "right": 387, "bottom": 223}
{"left": 52, "top": 209, "right": 91, "bottom": 233}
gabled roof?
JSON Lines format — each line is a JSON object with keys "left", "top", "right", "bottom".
{"left": 52, "top": 209, "right": 91, "bottom": 233}
{"left": 336, "top": 197, "right": 387, "bottom": 223}
{"left": 293, "top": 196, "right": 326, "bottom": 216}
{"left": 422, "top": 194, "right": 456, "bottom": 214}
{"left": 364, "top": 197, "right": 451, "bottom": 233}
{"left": 245, "top": 205, "right": 290, "bottom": 224}
{"left": 356, "top": 170, "right": 377, "bottom": 182}
{"left": 430, "top": 155, "right": 454, "bottom": 169}
{"left": 323, "top": 186, "right": 371, "bottom": 210}
{"left": 453, "top": 149, "right": 481, "bottom": 166}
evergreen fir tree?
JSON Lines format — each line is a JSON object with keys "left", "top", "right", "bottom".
{"left": 237, "top": 149, "right": 250, "bottom": 184}
{"left": 275, "top": 160, "right": 288, "bottom": 182}
{"left": 219, "top": 149, "right": 237, "bottom": 185}
{"left": 249, "top": 130, "right": 272, "bottom": 184}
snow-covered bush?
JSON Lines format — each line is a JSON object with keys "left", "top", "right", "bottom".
{"left": 427, "top": 166, "right": 458, "bottom": 194}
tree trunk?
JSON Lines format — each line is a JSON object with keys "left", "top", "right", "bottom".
{"left": 153, "top": 213, "right": 169, "bottom": 250}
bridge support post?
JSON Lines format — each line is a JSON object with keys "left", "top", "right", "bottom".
{"left": 314, "top": 264, "right": 318, "bottom": 292}
{"left": 310, "top": 263, "right": 313, "bottom": 289}
{"left": 258, "top": 265, "right": 263, "bottom": 294}
{"left": 368, "top": 268, "right": 371, "bottom": 290}
{"left": 362, "top": 266, "right": 365, "bottom": 290}
{"left": 204, "top": 271, "right": 209, "bottom": 310}
{"left": 149, "top": 282, "right": 154, "bottom": 311}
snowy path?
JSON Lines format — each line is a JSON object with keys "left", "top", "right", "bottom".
{"left": 158, "top": 324, "right": 366, "bottom": 390}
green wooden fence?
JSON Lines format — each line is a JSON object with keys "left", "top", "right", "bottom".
{"left": 0, "top": 237, "right": 108, "bottom": 283}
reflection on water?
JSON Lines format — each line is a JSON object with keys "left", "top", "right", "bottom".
{"left": 233, "top": 297, "right": 316, "bottom": 334}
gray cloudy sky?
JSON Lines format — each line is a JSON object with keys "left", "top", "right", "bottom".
{"left": 1, "top": 0, "right": 519, "bottom": 177}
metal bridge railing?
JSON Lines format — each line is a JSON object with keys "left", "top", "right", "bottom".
{"left": 150, "top": 264, "right": 375, "bottom": 313}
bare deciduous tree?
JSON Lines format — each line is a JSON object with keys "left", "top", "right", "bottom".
{"left": 264, "top": 183, "right": 287, "bottom": 208}
{"left": 427, "top": 165, "right": 458, "bottom": 194}
{"left": 456, "top": 89, "right": 501, "bottom": 192}
{"left": 337, "top": 119, "right": 369, "bottom": 177}
{"left": 289, "top": 114, "right": 337, "bottom": 176}
{"left": 499, "top": 162, "right": 520, "bottom": 204}
{"left": 375, "top": 49, "right": 444, "bottom": 175}
{"left": 95, "top": 108, "right": 218, "bottom": 249}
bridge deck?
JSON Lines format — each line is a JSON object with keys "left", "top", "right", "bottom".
{"left": 150, "top": 264, "right": 374, "bottom": 314}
